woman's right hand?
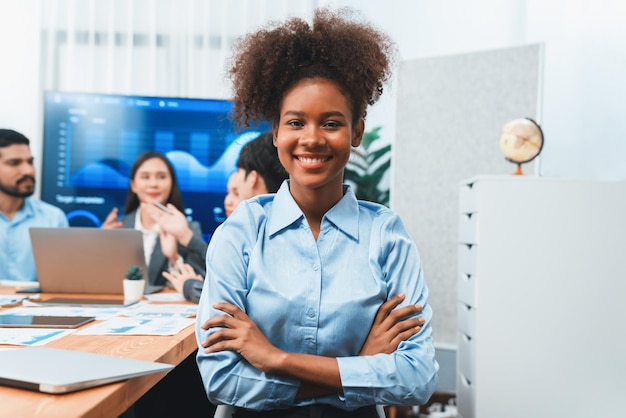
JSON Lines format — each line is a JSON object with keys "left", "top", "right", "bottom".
{"left": 101, "top": 207, "right": 122, "bottom": 229}
{"left": 359, "top": 294, "right": 425, "bottom": 356}
{"left": 162, "top": 261, "right": 203, "bottom": 293}
{"left": 201, "top": 302, "right": 283, "bottom": 374}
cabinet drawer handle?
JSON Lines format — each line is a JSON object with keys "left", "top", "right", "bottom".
{"left": 459, "top": 373, "right": 472, "bottom": 387}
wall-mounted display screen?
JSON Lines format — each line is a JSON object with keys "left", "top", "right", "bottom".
{"left": 40, "top": 91, "right": 269, "bottom": 242}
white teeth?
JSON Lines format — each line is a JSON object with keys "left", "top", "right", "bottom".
{"left": 299, "top": 157, "right": 327, "bottom": 164}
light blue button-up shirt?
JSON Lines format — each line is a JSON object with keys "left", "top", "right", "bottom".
{"left": 196, "top": 182, "right": 438, "bottom": 410}
{"left": 0, "top": 198, "right": 68, "bottom": 282}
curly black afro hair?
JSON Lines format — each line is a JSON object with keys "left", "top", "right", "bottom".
{"left": 226, "top": 7, "right": 397, "bottom": 129}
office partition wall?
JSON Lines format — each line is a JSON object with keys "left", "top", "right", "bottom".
{"left": 393, "top": 43, "right": 543, "bottom": 345}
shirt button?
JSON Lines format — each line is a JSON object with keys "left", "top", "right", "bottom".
{"left": 312, "top": 265, "right": 319, "bottom": 271}
{"left": 307, "top": 309, "right": 315, "bottom": 318}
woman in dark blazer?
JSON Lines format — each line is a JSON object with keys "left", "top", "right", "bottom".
{"left": 162, "top": 132, "right": 289, "bottom": 303}
{"left": 102, "top": 151, "right": 207, "bottom": 287}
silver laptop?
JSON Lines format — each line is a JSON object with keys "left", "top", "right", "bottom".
{"left": 0, "top": 347, "right": 174, "bottom": 394}
{"left": 29, "top": 227, "right": 148, "bottom": 295}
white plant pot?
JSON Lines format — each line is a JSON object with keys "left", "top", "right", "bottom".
{"left": 123, "top": 279, "right": 146, "bottom": 302}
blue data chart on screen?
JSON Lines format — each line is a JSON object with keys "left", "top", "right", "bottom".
{"left": 40, "top": 91, "right": 269, "bottom": 241}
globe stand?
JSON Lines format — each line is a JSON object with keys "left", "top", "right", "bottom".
{"left": 513, "top": 163, "right": 524, "bottom": 176}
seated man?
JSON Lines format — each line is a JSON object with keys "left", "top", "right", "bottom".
{"left": 230, "top": 131, "right": 288, "bottom": 200}
{"left": 0, "top": 129, "right": 68, "bottom": 282}
{"left": 162, "top": 132, "right": 288, "bottom": 303}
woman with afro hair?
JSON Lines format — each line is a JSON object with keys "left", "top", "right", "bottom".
{"left": 196, "top": 7, "right": 439, "bottom": 417}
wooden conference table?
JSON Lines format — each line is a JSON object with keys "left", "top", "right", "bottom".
{"left": 0, "top": 288, "right": 198, "bottom": 418}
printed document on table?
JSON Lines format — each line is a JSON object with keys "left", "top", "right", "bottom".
{"left": 4, "top": 305, "right": 123, "bottom": 321}
{"left": 0, "top": 328, "right": 74, "bottom": 346}
{"left": 121, "top": 303, "right": 198, "bottom": 318}
{"left": 75, "top": 317, "right": 194, "bottom": 336}
{"left": 145, "top": 293, "right": 186, "bottom": 302}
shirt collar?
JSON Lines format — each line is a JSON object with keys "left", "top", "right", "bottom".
{"left": 267, "top": 181, "right": 303, "bottom": 236}
{"left": 134, "top": 207, "right": 159, "bottom": 233}
{"left": 17, "top": 197, "right": 35, "bottom": 219}
{"left": 325, "top": 185, "right": 360, "bottom": 241}
{"left": 21, "top": 198, "right": 35, "bottom": 216}
{"left": 267, "top": 182, "right": 360, "bottom": 241}
{"left": 0, "top": 197, "right": 33, "bottom": 222}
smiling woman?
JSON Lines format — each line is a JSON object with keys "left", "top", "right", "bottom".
{"left": 195, "top": 7, "right": 439, "bottom": 417}
{"left": 101, "top": 151, "right": 207, "bottom": 288}
{"left": 273, "top": 78, "right": 363, "bottom": 233}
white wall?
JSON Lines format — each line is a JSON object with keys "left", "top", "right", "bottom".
{"left": 0, "top": 1, "right": 43, "bottom": 194}
{"left": 340, "top": 0, "right": 626, "bottom": 182}
{"left": 2, "top": 0, "right": 624, "bottom": 193}
{"left": 525, "top": 0, "right": 626, "bottom": 180}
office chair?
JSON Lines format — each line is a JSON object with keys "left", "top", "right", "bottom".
{"left": 213, "top": 405, "right": 233, "bottom": 418}
{"left": 213, "top": 404, "right": 386, "bottom": 417}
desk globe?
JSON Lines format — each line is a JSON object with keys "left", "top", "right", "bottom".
{"left": 499, "top": 118, "right": 544, "bottom": 175}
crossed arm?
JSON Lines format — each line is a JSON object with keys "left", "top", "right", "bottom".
{"left": 200, "top": 293, "right": 424, "bottom": 400}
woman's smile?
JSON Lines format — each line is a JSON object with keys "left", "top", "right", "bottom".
{"left": 274, "top": 78, "right": 362, "bottom": 204}
{"left": 295, "top": 154, "right": 332, "bottom": 168}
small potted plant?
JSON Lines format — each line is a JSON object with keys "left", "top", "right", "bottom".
{"left": 123, "top": 265, "right": 145, "bottom": 302}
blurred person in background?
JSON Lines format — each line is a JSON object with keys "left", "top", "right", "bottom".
{"left": 0, "top": 129, "right": 67, "bottom": 282}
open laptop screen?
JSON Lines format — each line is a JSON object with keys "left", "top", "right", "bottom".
{"left": 29, "top": 227, "right": 147, "bottom": 294}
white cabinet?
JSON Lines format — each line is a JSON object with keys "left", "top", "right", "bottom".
{"left": 456, "top": 176, "right": 626, "bottom": 418}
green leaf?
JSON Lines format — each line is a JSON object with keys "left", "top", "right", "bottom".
{"left": 345, "top": 126, "right": 391, "bottom": 207}
{"left": 125, "top": 265, "right": 144, "bottom": 281}
{"left": 360, "top": 126, "right": 382, "bottom": 150}
{"left": 368, "top": 144, "right": 391, "bottom": 164}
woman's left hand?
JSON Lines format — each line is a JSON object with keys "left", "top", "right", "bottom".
{"left": 142, "top": 202, "right": 194, "bottom": 246}
{"left": 200, "top": 302, "right": 282, "bottom": 373}
{"left": 359, "top": 293, "right": 424, "bottom": 356}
